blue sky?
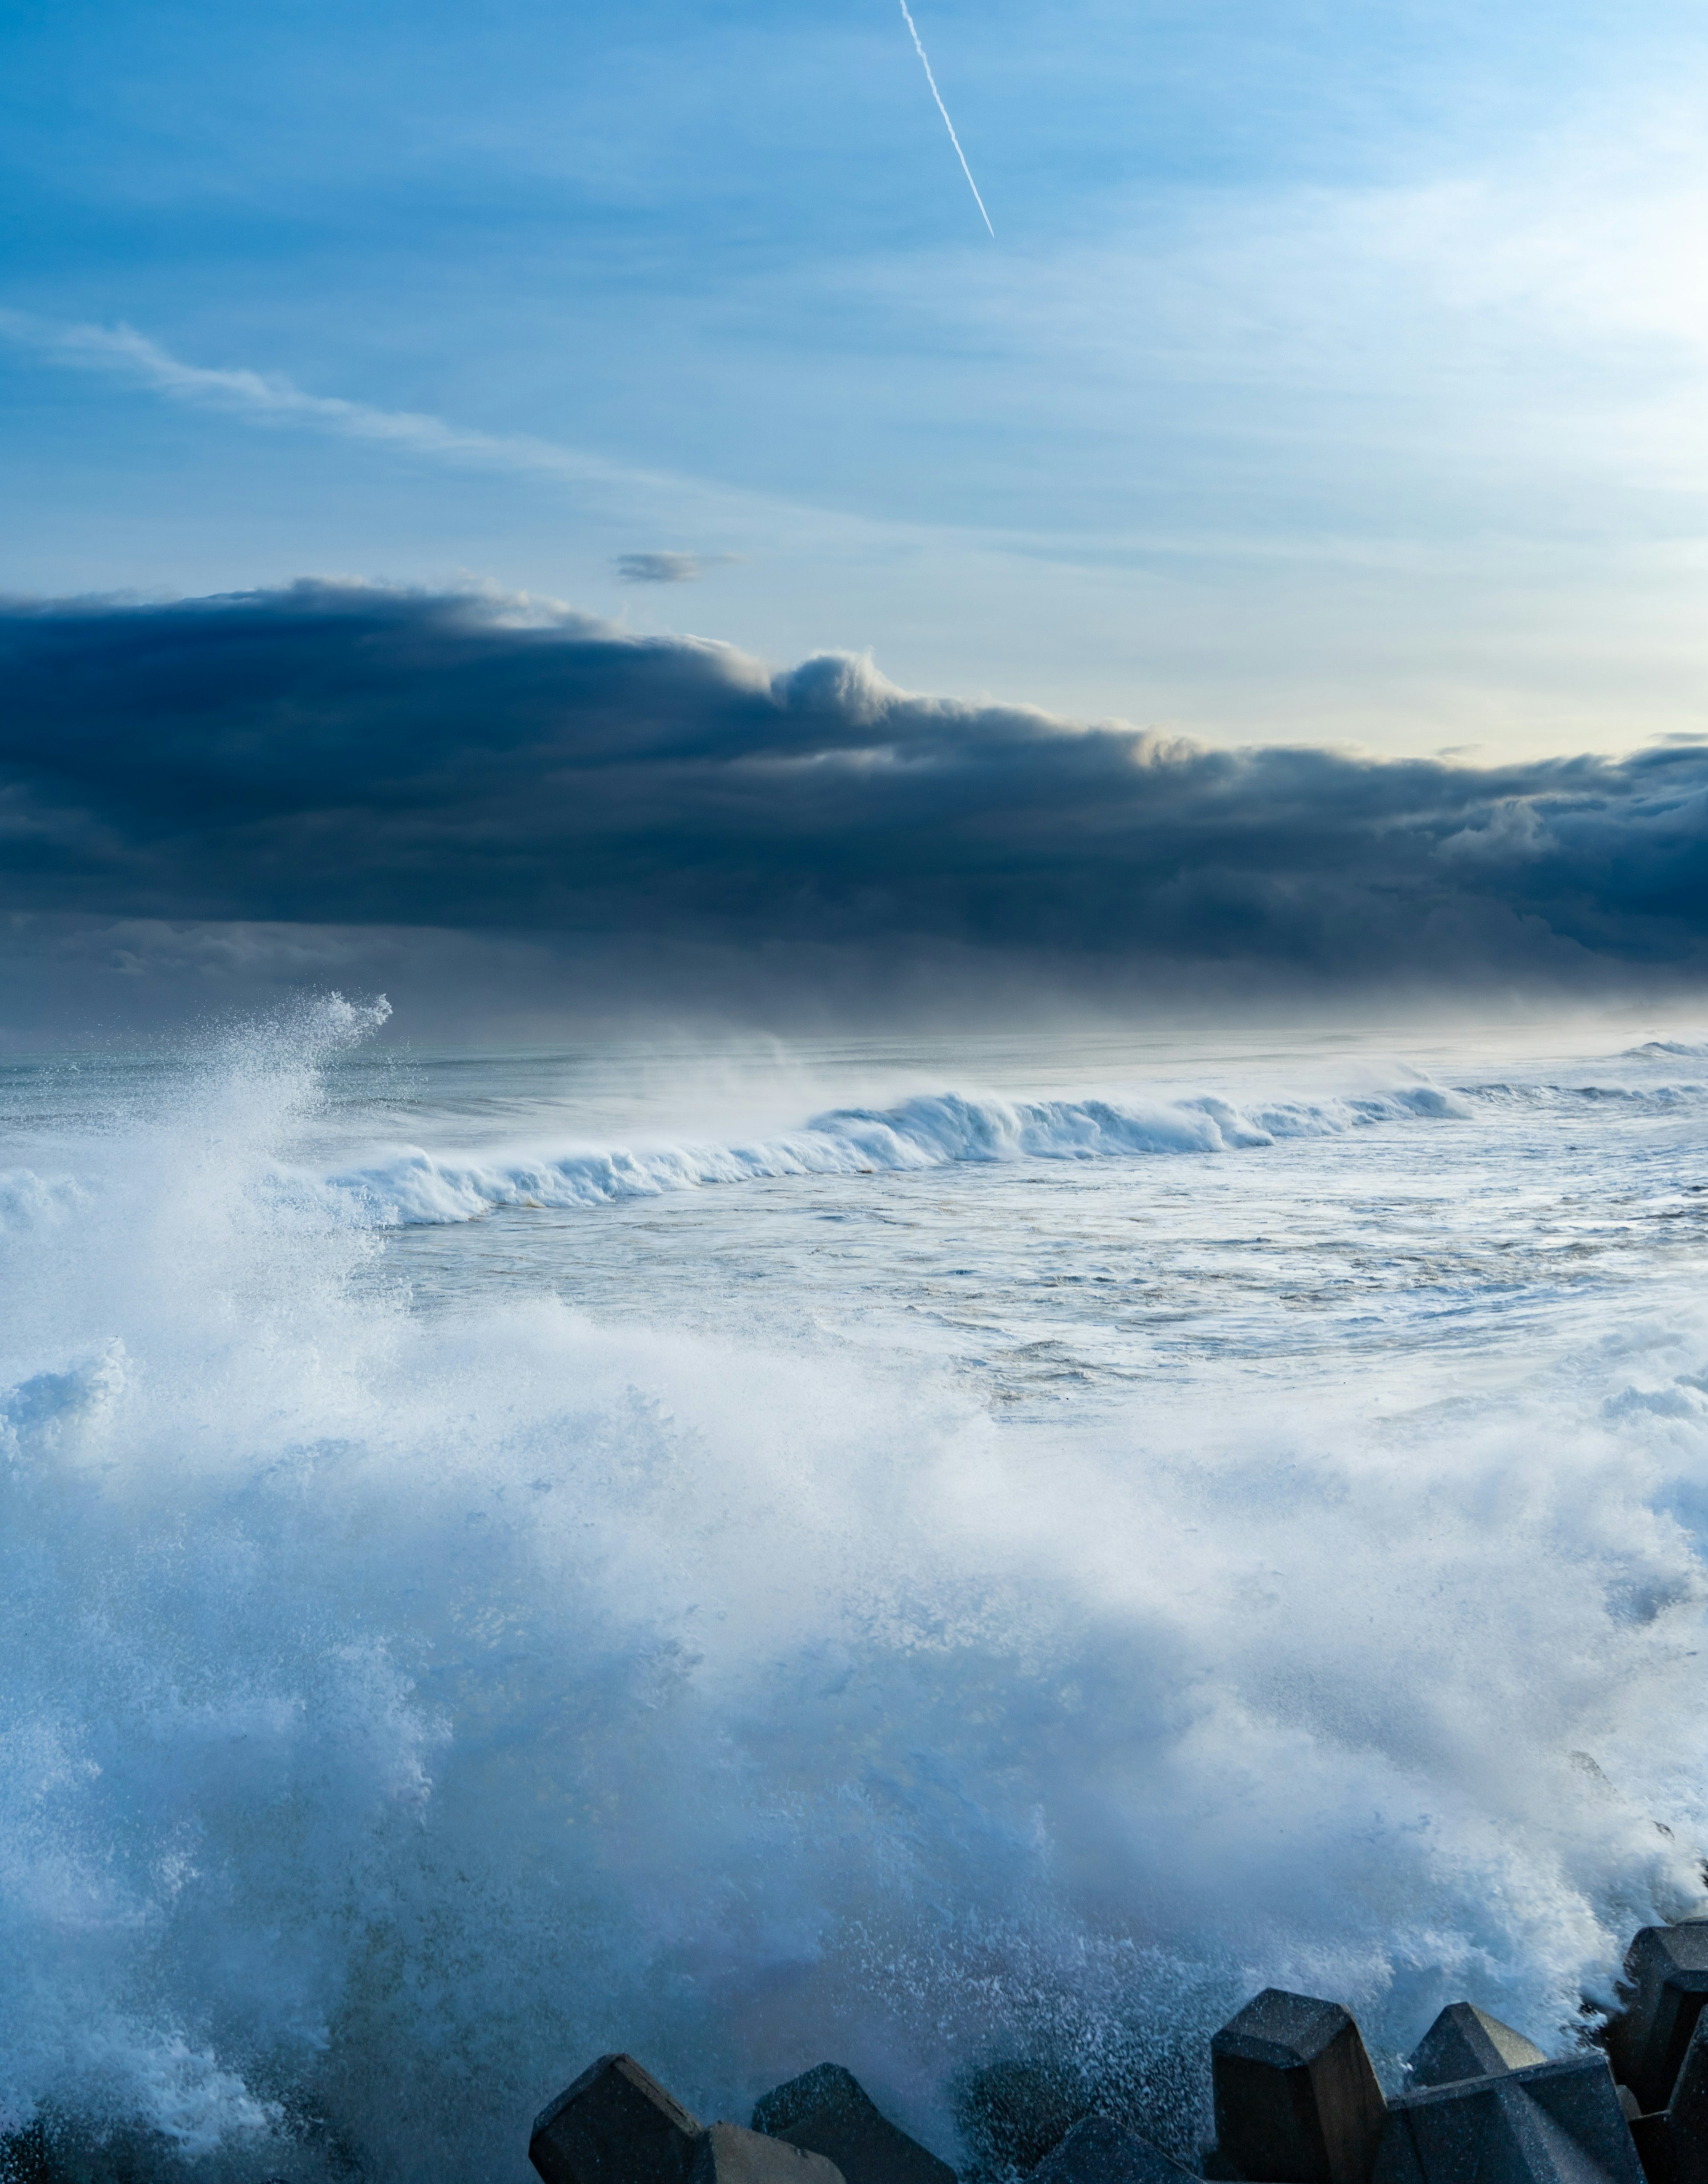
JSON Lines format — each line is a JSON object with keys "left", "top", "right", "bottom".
{"left": 6, "top": 0, "right": 1708, "bottom": 754}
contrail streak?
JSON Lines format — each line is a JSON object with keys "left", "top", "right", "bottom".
{"left": 896, "top": 0, "right": 994, "bottom": 237}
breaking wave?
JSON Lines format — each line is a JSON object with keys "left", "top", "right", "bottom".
{"left": 326, "top": 1082, "right": 1474, "bottom": 1227}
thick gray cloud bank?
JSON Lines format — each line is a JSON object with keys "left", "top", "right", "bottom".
{"left": 3, "top": 582, "right": 1707, "bottom": 998}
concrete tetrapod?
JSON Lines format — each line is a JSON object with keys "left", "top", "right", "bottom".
{"left": 1408, "top": 2006, "right": 1547, "bottom": 2090}
{"left": 953, "top": 2060, "right": 1087, "bottom": 2178}
{"left": 531, "top": 2055, "right": 705, "bottom": 2184}
{"left": 1211, "top": 1990, "right": 1388, "bottom": 2184}
{"left": 1624, "top": 2006, "right": 1708, "bottom": 2184}
{"left": 691, "top": 2125, "right": 847, "bottom": 2184}
{"left": 1608, "top": 1928, "right": 1708, "bottom": 2119}
{"left": 752, "top": 2064, "right": 956, "bottom": 2184}
{"left": 1030, "top": 2115, "right": 1201, "bottom": 2184}
{"left": 1373, "top": 2055, "right": 1642, "bottom": 2184}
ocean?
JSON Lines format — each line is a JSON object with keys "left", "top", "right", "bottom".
{"left": 4, "top": 1000, "right": 1708, "bottom": 2180}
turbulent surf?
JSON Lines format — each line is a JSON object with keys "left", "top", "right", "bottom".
{"left": 3, "top": 1002, "right": 1708, "bottom": 2180}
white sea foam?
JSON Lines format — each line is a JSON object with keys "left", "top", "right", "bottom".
{"left": 3, "top": 1005, "right": 1708, "bottom": 2180}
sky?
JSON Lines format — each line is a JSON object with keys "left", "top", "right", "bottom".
{"left": 4, "top": 0, "right": 1708, "bottom": 1031}
{"left": 8, "top": 0, "right": 1708, "bottom": 751}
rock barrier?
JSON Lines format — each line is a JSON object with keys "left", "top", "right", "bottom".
{"left": 6, "top": 1919, "right": 1707, "bottom": 2178}
{"left": 529, "top": 1921, "right": 1708, "bottom": 2184}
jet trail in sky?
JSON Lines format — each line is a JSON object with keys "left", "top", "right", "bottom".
{"left": 896, "top": 0, "right": 994, "bottom": 237}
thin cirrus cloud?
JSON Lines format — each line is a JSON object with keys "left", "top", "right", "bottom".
{"left": 2, "top": 581, "right": 1706, "bottom": 996}
{"left": 0, "top": 309, "right": 820, "bottom": 537}
{"left": 0, "top": 311, "right": 637, "bottom": 488}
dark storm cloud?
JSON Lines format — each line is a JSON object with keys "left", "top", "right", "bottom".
{"left": 3, "top": 580, "right": 1707, "bottom": 988}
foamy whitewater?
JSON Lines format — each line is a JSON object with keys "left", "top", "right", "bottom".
{"left": 5, "top": 1002, "right": 1708, "bottom": 2180}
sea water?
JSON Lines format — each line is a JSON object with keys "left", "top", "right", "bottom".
{"left": 4, "top": 1002, "right": 1708, "bottom": 2180}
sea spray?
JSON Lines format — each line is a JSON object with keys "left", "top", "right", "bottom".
{"left": 3, "top": 1006, "right": 1708, "bottom": 2178}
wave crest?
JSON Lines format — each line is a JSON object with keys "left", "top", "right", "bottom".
{"left": 328, "top": 1082, "right": 1472, "bottom": 1227}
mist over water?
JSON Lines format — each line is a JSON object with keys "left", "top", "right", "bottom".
{"left": 6, "top": 1001, "right": 1708, "bottom": 2180}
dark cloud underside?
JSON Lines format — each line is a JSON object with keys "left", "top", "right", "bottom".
{"left": 3, "top": 582, "right": 1707, "bottom": 988}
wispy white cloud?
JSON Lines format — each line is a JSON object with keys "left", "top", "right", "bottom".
{"left": 0, "top": 309, "right": 679, "bottom": 496}
{"left": 0, "top": 308, "right": 1010, "bottom": 582}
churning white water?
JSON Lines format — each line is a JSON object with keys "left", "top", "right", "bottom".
{"left": 5, "top": 1002, "right": 1708, "bottom": 2180}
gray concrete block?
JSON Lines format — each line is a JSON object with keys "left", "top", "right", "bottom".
{"left": 1372, "top": 2055, "right": 1642, "bottom": 2184}
{"left": 691, "top": 2124, "right": 847, "bottom": 2184}
{"left": 1408, "top": 2005, "right": 1548, "bottom": 2089}
{"left": 1663, "top": 2011, "right": 1708, "bottom": 2184}
{"left": 1211, "top": 1990, "right": 1388, "bottom": 2184}
{"left": 1630, "top": 2114, "right": 1675, "bottom": 2184}
{"left": 1608, "top": 1928, "right": 1708, "bottom": 2117}
{"left": 751, "top": 2064, "right": 956, "bottom": 2184}
{"left": 1621, "top": 1998, "right": 1708, "bottom": 2184}
{"left": 532, "top": 2054, "right": 704, "bottom": 2184}
{"left": 953, "top": 2060, "right": 1088, "bottom": 2177}
{"left": 1030, "top": 2116, "right": 1200, "bottom": 2184}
